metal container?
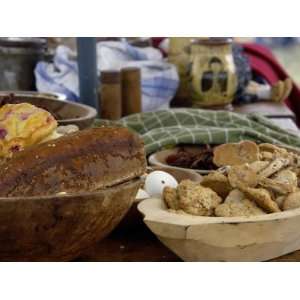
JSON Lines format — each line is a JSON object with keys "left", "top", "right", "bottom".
{"left": 0, "top": 38, "right": 47, "bottom": 91}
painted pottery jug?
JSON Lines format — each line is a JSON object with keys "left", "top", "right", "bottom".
{"left": 187, "top": 38, "right": 238, "bottom": 107}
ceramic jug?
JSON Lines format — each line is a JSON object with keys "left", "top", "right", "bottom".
{"left": 187, "top": 38, "right": 238, "bottom": 107}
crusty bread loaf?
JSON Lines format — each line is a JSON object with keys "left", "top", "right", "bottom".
{"left": 0, "top": 127, "right": 146, "bottom": 197}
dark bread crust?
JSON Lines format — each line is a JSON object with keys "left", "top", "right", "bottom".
{"left": 0, "top": 127, "right": 146, "bottom": 197}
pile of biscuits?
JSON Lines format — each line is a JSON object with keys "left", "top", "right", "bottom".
{"left": 163, "top": 141, "right": 300, "bottom": 217}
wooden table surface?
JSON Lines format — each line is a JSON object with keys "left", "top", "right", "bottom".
{"left": 77, "top": 221, "right": 181, "bottom": 262}
{"left": 78, "top": 110, "right": 300, "bottom": 262}
{"left": 233, "top": 101, "right": 295, "bottom": 119}
{"left": 172, "top": 99, "right": 296, "bottom": 120}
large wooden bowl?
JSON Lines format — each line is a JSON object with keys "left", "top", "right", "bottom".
{"left": 138, "top": 198, "right": 300, "bottom": 262}
{"left": 0, "top": 179, "right": 140, "bottom": 261}
{"left": 0, "top": 91, "right": 97, "bottom": 129}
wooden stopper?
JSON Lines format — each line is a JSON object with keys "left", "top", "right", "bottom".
{"left": 100, "top": 70, "right": 122, "bottom": 120}
{"left": 121, "top": 67, "right": 142, "bottom": 116}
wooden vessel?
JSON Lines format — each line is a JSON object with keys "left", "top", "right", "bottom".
{"left": 138, "top": 197, "right": 300, "bottom": 261}
{"left": 0, "top": 92, "right": 97, "bottom": 129}
{"left": 0, "top": 179, "right": 140, "bottom": 261}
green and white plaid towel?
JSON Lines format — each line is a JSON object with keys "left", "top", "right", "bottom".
{"left": 94, "top": 108, "right": 300, "bottom": 155}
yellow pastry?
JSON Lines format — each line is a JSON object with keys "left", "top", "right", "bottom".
{"left": 0, "top": 103, "right": 57, "bottom": 158}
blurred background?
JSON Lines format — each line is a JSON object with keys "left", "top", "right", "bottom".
{"left": 236, "top": 37, "right": 300, "bottom": 84}
{"left": 1, "top": 37, "right": 299, "bottom": 118}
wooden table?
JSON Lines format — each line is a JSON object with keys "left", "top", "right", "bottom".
{"left": 233, "top": 101, "right": 295, "bottom": 119}
{"left": 78, "top": 106, "right": 300, "bottom": 262}
{"left": 77, "top": 221, "right": 181, "bottom": 262}
{"left": 172, "top": 99, "right": 296, "bottom": 120}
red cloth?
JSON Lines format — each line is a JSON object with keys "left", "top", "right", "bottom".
{"left": 242, "top": 43, "right": 300, "bottom": 119}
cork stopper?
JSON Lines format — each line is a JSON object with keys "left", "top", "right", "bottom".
{"left": 121, "top": 67, "right": 140, "bottom": 75}
{"left": 101, "top": 70, "right": 121, "bottom": 84}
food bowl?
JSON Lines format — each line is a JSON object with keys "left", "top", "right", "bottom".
{"left": 0, "top": 91, "right": 97, "bottom": 129}
{"left": 148, "top": 148, "right": 213, "bottom": 174}
{"left": 138, "top": 197, "right": 300, "bottom": 262}
{"left": 0, "top": 179, "right": 140, "bottom": 261}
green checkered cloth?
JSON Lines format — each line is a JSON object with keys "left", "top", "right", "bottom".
{"left": 94, "top": 108, "right": 300, "bottom": 155}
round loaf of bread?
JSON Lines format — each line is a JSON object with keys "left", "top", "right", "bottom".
{"left": 0, "top": 127, "right": 146, "bottom": 197}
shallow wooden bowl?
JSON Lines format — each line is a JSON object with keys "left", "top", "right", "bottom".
{"left": 138, "top": 198, "right": 300, "bottom": 262}
{"left": 0, "top": 92, "right": 97, "bottom": 129}
{"left": 0, "top": 179, "right": 140, "bottom": 261}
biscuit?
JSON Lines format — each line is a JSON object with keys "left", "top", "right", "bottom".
{"left": 225, "top": 189, "right": 245, "bottom": 202}
{"left": 258, "top": 157, "right": 290, "bottom": 179}
{"left": 228, "top": 164, "right": 258, "bottom": 189}
{"left": 275, "top": 195, "right": 286, "bottom": 209}
{"left": 213, "top": 141, "right": 260, "bottom": 167}
{"left": 177, "top": 180, "right": 222, "bottom": 216}
{"left": 249, "top": 161, "right": 269, "bottom": 173}
{"left": 259, "top": 169, "right": 298, "bottom": 195}
{"left": 242, "top": 187, "right": 281, "bottom": 213}
{"left": 163, "top": 186, "right": 179, "bottom": 210}
{"left": 282, "top": 191, "right": 300, "bottom": 211}
{"left": 201, "top": 171, "right": 232, "bottom": 199}
{"left": 273, "top": 169, "right": 298, "bottom": 186}
{"left": 215, "top": 198, "right": 266, "bottom": 217}
{"left": 260, "top": 151, "right": 274, "bottom": 161}
{"left": 215, "top": 189, "right": 265, "bottom": 217}
{"left": 259, "top": 144, "right": 294, "bottom": 164}
{"left": 259, "top": 143, "right": 288, "bottom": 155}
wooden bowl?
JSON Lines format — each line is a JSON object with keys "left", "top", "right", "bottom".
{"left": 0, "top": 91, "right": 67, "bottom": 101}
{"left": 148, "top": 148, "right": 213, "bottom": 175}
{"left": 138, "top": 198, "right": 300, "bottom": 262}
{"left": 0, "top": 92, "right": 97, "bottom": 129}
{"left": 0, "top": 179, "right": 140, "bottom": 261}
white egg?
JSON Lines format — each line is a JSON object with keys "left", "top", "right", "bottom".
{"left": 144, "top": 171, "right": 178, "bottom": 198}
